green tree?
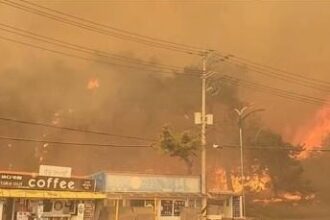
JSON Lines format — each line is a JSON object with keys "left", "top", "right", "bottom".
{"left": 158, "top": 126, "right": 199, "bottom": 174}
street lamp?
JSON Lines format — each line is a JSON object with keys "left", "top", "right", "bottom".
{"left": 234, "top": 106, "right": 264, "bottom": 218}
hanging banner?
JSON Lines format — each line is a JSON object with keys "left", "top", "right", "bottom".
{"left": 0, "top": 173, "right": 95, "bottom": 192}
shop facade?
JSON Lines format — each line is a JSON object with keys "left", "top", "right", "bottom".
{"left": 93, "top": 172, "right": 243, "bottom": 220}
{"left": 0, "top": 172, "right": 106, "bottom": 220}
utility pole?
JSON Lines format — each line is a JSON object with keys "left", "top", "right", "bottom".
{"left": 201, "top": 55, "right": 207, "bottom": 220}
{"left": 194, "top": 52, "right": 213, "bottom": 220}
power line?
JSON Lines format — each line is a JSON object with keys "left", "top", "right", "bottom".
{"left": 19, "top": 0, "right": 205, "bottom": 52}
{"left": 215, "top": 54, "right": 330, "bottom": 92}
{"left": 221, "top": 75, "right": 328, "bottom": 105}
{"left": 222, "top": 53, "right": 330, "bottom": 87}
{"left": 217, "top": 144, "right": 330, "bottom": 152}
{"left": 3, "top": 0, "right": 329, "bottom": 89}
{"left": 0, "top": 32, "right": 325, "bottom": 106}
{"left": 225, "top": 74, "right": 327, "bottom": 103}
{"left": 0, "top": 116, "right": 156, "bottom": 142}
{"left": 1, "top": 0, "right": 205, "bottom": 55}
{"left": 0, "top": 23, "right": 200, "bottom": 75}
{"left": 0, "top": 34, "right": 198, "bottom": 77}
{"left": 0, "top": 135, "right": 153, "bottom": 148}
{"left": 1, "top": 1, "right": 325, "bottom": 103}
{"left": 0, "top": 29, "right": 325, "bottom": 107}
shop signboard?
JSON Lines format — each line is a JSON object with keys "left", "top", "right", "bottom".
{"left": 95, "top": 173, "right": 200, "bottom": 193}
{"left": 39, "top": 165, "right": 72, "bottom": 178}
{"left": 0, "top": 173, "right": 95, "bottom": 192}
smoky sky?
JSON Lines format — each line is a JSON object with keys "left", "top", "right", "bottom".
{"left": 1, "top": 1, "right": 330, "bottom": 173}
{"left": 1, "top": 1, "right": 330, "bottom": 137}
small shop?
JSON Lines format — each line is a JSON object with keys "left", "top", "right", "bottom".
{"left": 207, "top": 191, "right": 243, "bottom": 220}
{"left": 0, "top": 172, "right": 106, "bottom": 220}
{"left": 92, "top": 172, "right": 201, "bottom": 220}
{"left": 92, "top": 172, "right": 243, "bottom": 220}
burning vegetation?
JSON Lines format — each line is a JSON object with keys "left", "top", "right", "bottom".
{"left": 293, "top": 103, "right": 330, "bottom": 159}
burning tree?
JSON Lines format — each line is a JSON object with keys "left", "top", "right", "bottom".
{"left": 246, "top": 128, "right": 312, "bottom": 197}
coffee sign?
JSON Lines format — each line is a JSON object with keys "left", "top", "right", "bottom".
{"left": 0, "top": 173, "right": 95, "bottom": 192}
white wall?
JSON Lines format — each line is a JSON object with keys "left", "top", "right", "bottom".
{"left": 0, "top": 200, "right": 3, "bottom": 220}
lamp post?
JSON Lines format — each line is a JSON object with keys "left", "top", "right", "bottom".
{"left": 234, "top": 107, "right": 264, "bottom": 218}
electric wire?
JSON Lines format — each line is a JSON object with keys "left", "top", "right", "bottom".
{"left": 1, "top": 0, "right": 323, "bottom": 103}
{"left": 0, "top": 31, "right": 325, "bottom": 106}
{"left": 1, "top": 0, "right": 205, "bottom": 55}
{"left": 0, "top": 34, "right": 198, "bottom": 77}
{"left": 3, "top": 0, "right": 329, "bottom": 89}
{"left": 0, "top": 116, "right": 156, "bottom": 142}
{"left": 221, "top": 52, "right": 330, "bottom": 87}
{"left": 0, "top": 23, "right": 200, "bottom": 74}
{"left": 19, "top": 0, "right": 206, "bottom": 52}
{"left": 0, "top": 135, "right": 153, "bottom": 148}
{"left": 215, "top": 53, "right": 330, "bottom": 92}
{"left": 216, "top": 144, "right": 330, "bottom": 152}
{"left": 221, "top": 75, "right": 328, "bottom": 105}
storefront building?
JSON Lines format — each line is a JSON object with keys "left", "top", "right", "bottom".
{"left": 0, "top": 171, "right": 106, "bottom": 220}
{"left": 92, "top": 172, "right": 243, "bottom": 220}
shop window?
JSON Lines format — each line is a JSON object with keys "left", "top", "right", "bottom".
{"left": 145, "top": 200, "right": 155, "bottom": 208}
{"left": 160, "top": 200, "right": 173, "bottom": 216}
{"left": 130, "top": 200, "right": 145, "bottom": 207}
{"left": 232, "top": 196, "right": 241, "bottom": 218}
{"left": 130, "top": 200, "right": 155, "bottom": 208}
{"left": 64, "top": 201, "right": 76, "bottom": 214}
{"left": 43, "top": 200, "right": 52, "bottom": 212}
{"left": 187, "top": 199, "right": 196, "bottom": 208}
{"left": 160, "top": 200, "right": 185, "bottom": 216}
{"left": 173, "top": 200, "right": 185, "bottom": 216}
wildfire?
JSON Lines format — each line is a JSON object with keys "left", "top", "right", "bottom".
{"left": 293, "top": 104, "right": 330, "bottom": 159}
{"left": 281, "top": 192, "right": 302, "bottom": 201}
{"left": 231, "top": 170, "right": 271, "bottom": 193}
{"left": 253, "top": 192, "right": 316, "bottom": 205}
{"left": 210, "top": 167, "right": 271, "bottom": 193}
{"left": 211, "top": 168, "right": 229, "bottom": 191}
{"left": 87, "top": 78, "right": 100, "bottom": 91}
{"left": 211, "top": 167, "right": 315, "bottom": 205}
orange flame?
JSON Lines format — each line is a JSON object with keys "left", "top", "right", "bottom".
{"left": 293, "top": 104, "right": 330, "bottom": 159}
{"left": 210, "top": 167, "right": 271, "bottom": 193}
{"left": 87, "top": 78, "right": 100, "bottom": 91}
{"left": 253, "top": 192, "right": 316, "bottom": 204}
{"left": 211, "top": 168, "right": 229, "bottom": 191}
{"left": 232, "top": 170, "right": 271, "bottom": 193}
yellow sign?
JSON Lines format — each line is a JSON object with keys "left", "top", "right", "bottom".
{"left": 0, "top": 188, "right": 106, "bottom": 199}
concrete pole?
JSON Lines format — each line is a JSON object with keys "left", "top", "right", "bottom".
{"left": 201, "top": 56, "right": 207, "bottom": 220}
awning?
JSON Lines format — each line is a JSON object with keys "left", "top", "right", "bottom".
{"left": 105, "top": 192, "right": 202, "bottom": 199}
{"left": 0, "top": 188, "right": 106, "bottom": 199}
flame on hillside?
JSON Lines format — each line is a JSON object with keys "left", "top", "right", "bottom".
{"left": 293, "top": 104, "right": 330, "bottom": 159}
{"left": 253, "top": 192, "right": 316, "bottom": 205}
{"left": 210, "top": 167, "right": 272, "bottom": 193}
{"left": 210, "top": 167, "right": 315, "bottom": 204}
